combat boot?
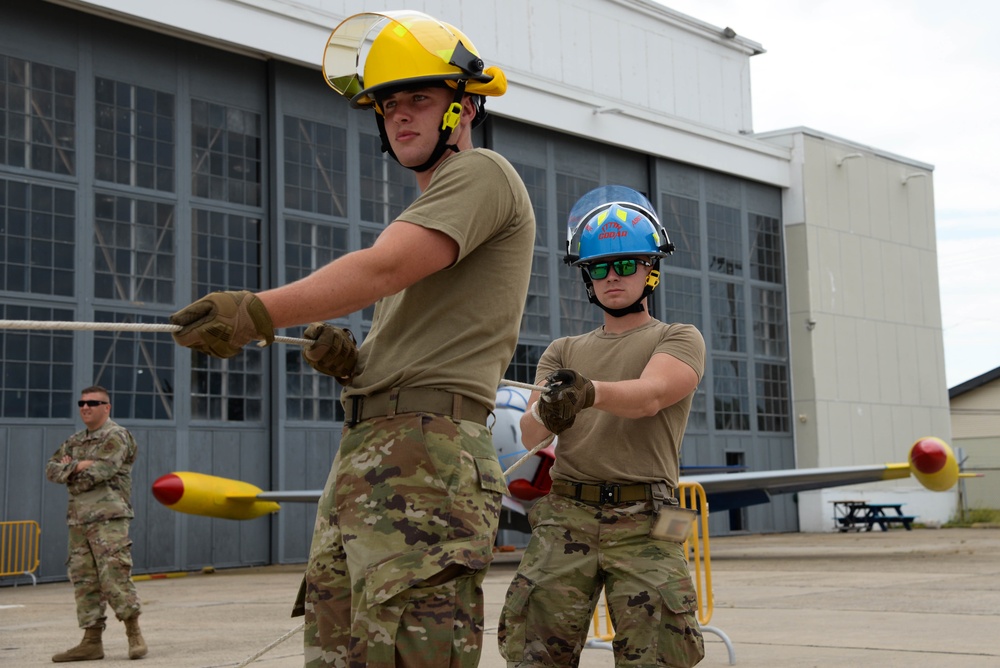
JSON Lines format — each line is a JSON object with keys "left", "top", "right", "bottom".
{"left": 124, "top": 616, "right": 148, "bottom": 659}
{"left": 51, "top": 626, "right": 104, "bottom": 662}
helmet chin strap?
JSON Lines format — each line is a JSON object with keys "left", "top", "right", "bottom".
{"left": 376, "top": 81, "right": 468, "bottom": 173}
{"left": 582, "top": 264, "right": 661, "bottom": 318}
{"left": 585, "top": 279, "right": 648, "bottom": 317}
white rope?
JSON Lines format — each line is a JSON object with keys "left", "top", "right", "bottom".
{"left": 0, "top": 319, "right": 550, "bottom": 392}
{"left": 0, "top": 319, "right": 307, "bottom": 346}
{"left": 502, "top": 433, "right": 555, "bottom": 477}
{"left": 234, "top": 621, "right": 304, "bottom": 667}
{"left": 498, "top": 378, "right": 548, "bottom": 393}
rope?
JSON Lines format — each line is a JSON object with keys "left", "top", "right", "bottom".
{"left": 0, "top": 319, "right": 549, "bottom": 392}
{"left": 234, "top": 621, "right": 304, "bottom": 667}
{"left": 502, "top": 433, "right": 554, "bottom": 477}
{"left": 498, "top": 378, "right": 547, "bottom": 393}
{"left": 0, "top": 319, "right": 308, "bottom": 346}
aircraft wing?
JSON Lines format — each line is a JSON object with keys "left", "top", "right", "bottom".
{"left": 684, "top": 463, "right": 913, "bottom": 511}
{"left": 150, "top": 385, "right": 964, "bottom": 521}
{"left": 256, "top": 490, "right": 322, "bottom": 503}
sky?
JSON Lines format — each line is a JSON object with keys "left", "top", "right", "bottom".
{"left": 658, "top": 0, "right": 1000, "bottom": 388}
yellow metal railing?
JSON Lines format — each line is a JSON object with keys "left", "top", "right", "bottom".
{"left": 678, "top": 481, "right": 713, "bottom": 626}
{"left": 590, "top": 481, "right": 716, "bottom": 634}
{"left": 586, "top": 483, "right": 736, "bottom": 662}
{"left": 0, "top": 520, "right": 41, "bottom": 586}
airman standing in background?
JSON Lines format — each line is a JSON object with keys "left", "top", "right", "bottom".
{"left": 46, "top": 385, "right": 147, "bottom": 662}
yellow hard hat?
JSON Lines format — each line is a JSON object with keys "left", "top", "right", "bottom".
{"left": 323, "top": 10, "right": 507, "bottom": 111}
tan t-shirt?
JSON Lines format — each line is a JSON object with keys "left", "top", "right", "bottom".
{"left": 344, "top": 148, "right": 535, "bottom": 411}
{"left": 537, "top": 320, "right": 705, "bottom": 487}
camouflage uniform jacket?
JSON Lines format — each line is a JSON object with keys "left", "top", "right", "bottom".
{"left": 45, "top": 419, "right": 137, "bottom": 525}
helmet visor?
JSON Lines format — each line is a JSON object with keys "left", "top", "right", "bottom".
{"left": 323, "top": 11, "right": 476, "bottom": 100}
{"left": 566, "top": 186, "right": 660, "bottom": 259}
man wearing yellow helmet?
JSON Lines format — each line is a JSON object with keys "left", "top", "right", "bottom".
{"left": 498, "top": 186, "right": 706, "bottom": 667}
{"left": 168, "top": 11, "right": 534, "bottom": 668}
{"left": 324, "top": 10, "right": 507, "bottom": 174}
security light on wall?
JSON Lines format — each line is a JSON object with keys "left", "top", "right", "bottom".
{"left": 835, "top": 153, "right": 863, "bottom": 167}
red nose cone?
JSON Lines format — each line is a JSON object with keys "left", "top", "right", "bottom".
{"left": 910, "top": 438, "right": 947, "bottom": 474}
{"left": 152, "top": 473, "right": 184, "bottom": 506}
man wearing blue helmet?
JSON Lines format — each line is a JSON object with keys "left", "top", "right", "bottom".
{"left": 498, "top": 186, "right": 706, "bottom": 667}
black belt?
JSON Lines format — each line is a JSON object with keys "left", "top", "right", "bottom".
{"left": 343, "top": 388, "right": 491, "bottom": 427}
{"left": 551, "top": 481, "right": 669, "bottom": 505}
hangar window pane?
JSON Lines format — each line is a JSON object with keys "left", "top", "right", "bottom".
{"left": 0, "top": 55, "right": 75, "bottom": 175}
{"left": 756, "top": 362, "right": 790, "bottom": 433}
{"left": 709, "top": 278, "right": 745, "bottom": 353}
{"left": 189, "top": 209, "right": 262, "bottom": 421}
{"left": 284, "top": 219, "right": 348, "bottom": 283}
{"left": 558, "top": 261, "right": 601, "bottom": 336}
{"left": 752, "top": 287, "right": 786, "bottom": 357}
{"left": 660, "top": 194, "right": 700, "bottom": 271}
{"left": 511, "top": 161, "right": 547, "bottom": 250}
{"left": 94, "top": 193, "right": 175, "bottom": 303}
{"left": 707, "top": 203, "right": 742, "bottom": 276}
{"left": 284, "top": 115, "right": 346, "bottom": 217}
{"left": 556, "top": 172, "right": 601, "bottom": 336}
{"left": 714, "top": 357, "right": 749, "bottom": 431}
{"left": 687, "top": 388, "right": 707, "bottom": 432}
{"left": 662, "top": 274, "right": 702, "bottom": 331}
{"left": 0, "top": 178, "right": 75, "bottom": 296}
{"left": 93, "top": 311, "right": 174, "bottom": 420}
{"left": 358, "top": 132, "right": 417, "bottom": 224}
{"left": 95, "top": 77, "right": 175, "bottom": 191}
{"left": 190, "top": 351, "right": 263, "bottom": 422}
{"left": 284, "top": 218, "right": 350, "bottom": 422}
{"left": 751, "top": 214, "right": 782, "bottom": 284}
{"left": 505, "top": 343, "right": 547, "bottom": 386}
{"left": 0, "top": 303, "right": 74, "bottom": 418}
{"left": 284, "top": 326, "right": 340, "bottom": 422}
{"left": 520, "top": 251, "right": 550, "bottom": 336}
{"left": 191, "top": 100, "right": 261, "bottom": 206}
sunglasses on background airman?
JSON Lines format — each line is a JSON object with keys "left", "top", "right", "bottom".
{"left": 584, "top": 258, "right": 652, "bottom": 280}
{"left": 78, "top": 400, "right": 109, "bottom": 407}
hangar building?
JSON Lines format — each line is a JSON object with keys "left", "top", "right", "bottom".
{"left": 0, "top": 0, "right": 950, "bottom": 581}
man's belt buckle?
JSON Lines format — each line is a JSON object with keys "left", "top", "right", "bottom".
{"left": 598, "top": 483, "right": 620, "bottom": 504}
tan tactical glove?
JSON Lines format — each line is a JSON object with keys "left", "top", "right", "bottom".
{"left": 170, "top": 290, "right": 274, "bottom": 359}
{"left": 302, "top": 323, "right": 358, "bottom": 384}
{"left": 537, "top": 368, "right": 596, "bottom": 434}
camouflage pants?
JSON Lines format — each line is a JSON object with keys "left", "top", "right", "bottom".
{"left": 302, "top": 413, "right": 508, "bottom": 668}
{"left": 498, "top": 493, "right": 704, "bottom": 667}
{"left": 66, "top": 518, "right": 140, "bottom": 629}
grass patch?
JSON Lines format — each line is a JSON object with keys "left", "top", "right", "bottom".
{"left": 944, "top": 507, "right": 1000, "bottom": 527}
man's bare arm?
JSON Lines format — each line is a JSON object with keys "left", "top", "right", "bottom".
{"left": 259, "top": 221, "right": 459, "bottom": 328}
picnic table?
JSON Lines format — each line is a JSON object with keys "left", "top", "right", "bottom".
{"left": 832, "top": 500, "right": 916, "bottom": 532}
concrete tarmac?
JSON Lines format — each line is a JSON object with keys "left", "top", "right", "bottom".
{"left": 2, "top": 527, "right": 999, "bottom": 667}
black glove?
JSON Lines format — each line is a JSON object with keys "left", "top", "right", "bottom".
{"left": 302, "top": 323, "right": 358, "bottom": 384}
{"left": 537, "top": 368, "right": 595, "bottom": 434}
{"left": 170, "top": 290, "right": 274, "bottom": 359}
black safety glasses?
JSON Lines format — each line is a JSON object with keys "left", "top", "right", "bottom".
{"left": 78, "top": 400, "right": 109, "bottom": 407}
{"left": 584, "top": 258, "right": 651, "bottom": 280}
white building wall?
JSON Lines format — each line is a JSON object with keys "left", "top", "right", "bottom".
{"left": 52, "top": 0, "right": 789, "bottom": 184}
{"left": 951, "top": 380, "right": 1000, "bottom": 509}
{"left": 758, "top": 129, "right": 954, "bottom": 531}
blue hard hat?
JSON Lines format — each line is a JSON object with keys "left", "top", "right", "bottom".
{"left": 565, "top": 186, "right": 673, "bottom": 266}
